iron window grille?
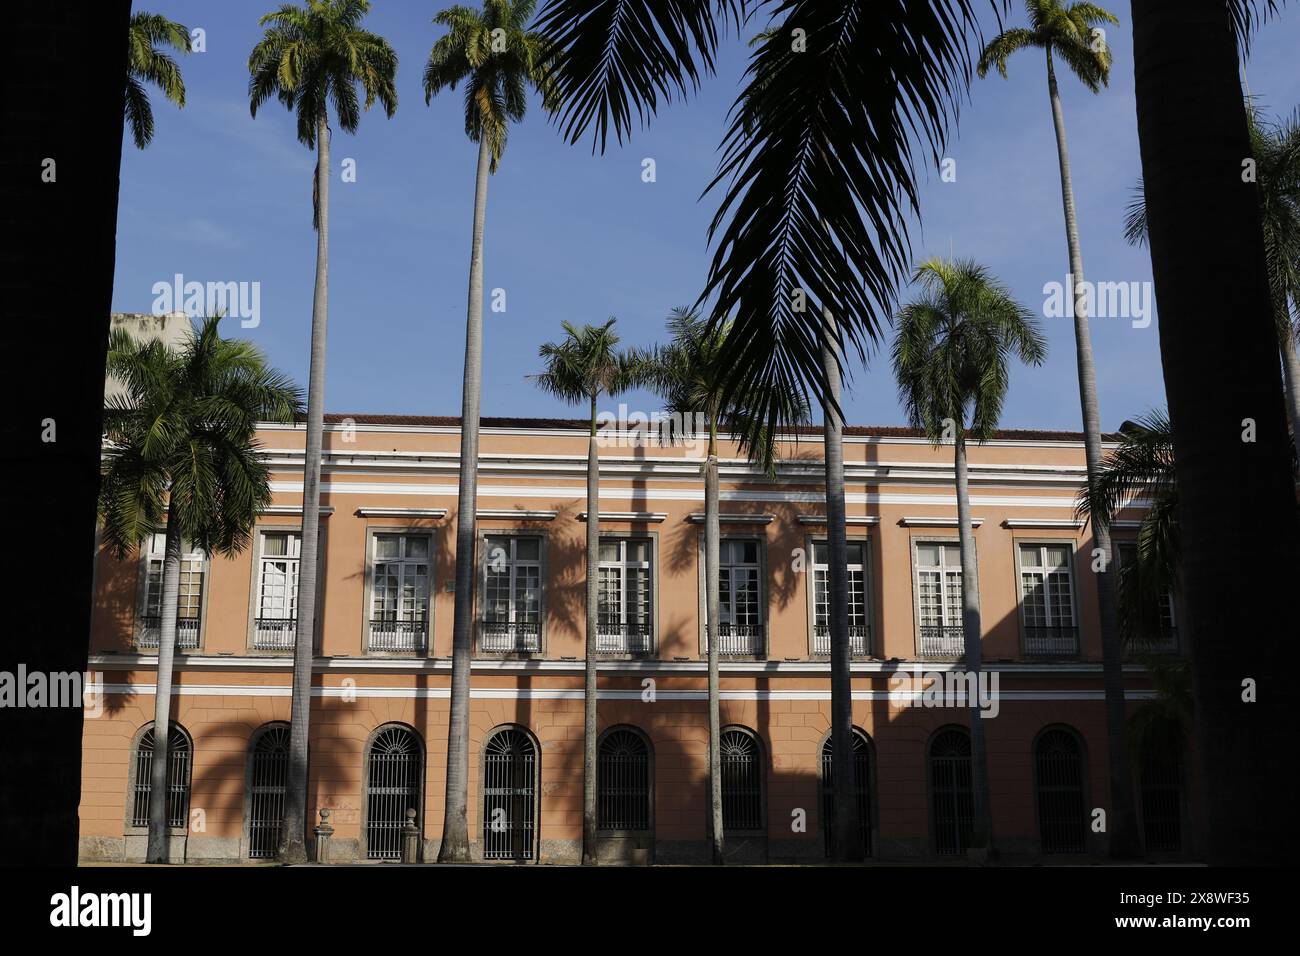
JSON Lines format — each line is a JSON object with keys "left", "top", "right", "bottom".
{"left": 481, "top": 535, "right": 542, "bottom": 653}
{"left": 1018, "top": 543, "right": 1079, "bottom": 656}
{"left": 1140, "top": 746, "right": 1184, "bottom": 853}
{"left": 247, "top": 725, "right": 289, "bottom": 859}
{"left": 597, "top": 728, "right": 651, "bottom": 831}
{"left": 720, "top": 728, "right": 764, "bottom": 832}
{"left": 929, "top": 728, "right": 974, "bottom": 855}
{"left": 1034, "top": 728, "right": 1087, "bottom": 853}
{"left": 812, "top": 540, "right": 871, "bottom": 656}
{"left": 365, "top": 726, "right": 422, "bottom": 861}
{"left": 483, "top": 728, "right": 537, "bottom": 860}
{"left": 131, "top": 725, "right": 192, "bottom": 829}
{"left": 820, "top": 730, "right": 872, "bottom": 856}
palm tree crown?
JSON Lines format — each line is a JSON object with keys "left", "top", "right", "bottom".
{"left": 248, "top": 0, "right": 399, "bottom": 150}
{"left": 978, "top": 1, "right": 1118, "bottom": 91}
{"left": 126, "top": 11, "right": 192, "bottom": 149}
{"left": 892, "top": 258, "right": 1047, "bottom": 441}
{"left": 531, "top": 318, "right": 648, "bottom": 420}
{"left": 424, "top": 0, "right": 555, "bottom": 172}
{"left": 100, "top": 316, "right": 304, "bottom": 557}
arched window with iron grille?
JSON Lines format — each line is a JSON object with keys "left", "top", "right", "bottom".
{"left": 130, "top": 723, "right": 193, "bottom": 830}
{"left": 364, "top": 725, "right": 423, "bottom": 861}
{"left": 246, "top": 723, "right": 290, "bottom": 859}
{"left": 1140, "top": 743, "right": 1184, "bottom": 853}
{"left": 929, "top": 726, "right": 973, "bottom": 855}
{"left": 597, "top": 726, "right": 652, "bottom": 832}
{"left": 1034, "top": 726, "right": 1087, "bottom": 854}
{"left": 820, "top": 728, "right": 872, "bottom": 856}
{"left": 720, "top": 727, "right": 765, "bottom": 833}
{"left": 483, "top": 727, "right": 538, "bottom": 860}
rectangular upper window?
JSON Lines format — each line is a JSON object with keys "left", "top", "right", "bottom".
{"left": 1017, "top": 542, "right": 1079, "bottom": 657}
{"left": 914, "top": 541, "right": 965, "bottom": 659}
{"left": 703, "top": 538, "right": 765, "bottom": 658}
{"left": 369, "top": 532, "right": 431, "bottom": 653}
{"left": 138, "top": 531, "right": 206, "bottom": 651}
{"left": 253, "top": 531, "right": 300, "bottom": 651}
{"left": 811, "top": 540, "right": 870, "bottom": 656}
{"left": 1116, "top": 541, "right": 1178, "bottom": 653}
{"left": 598, "top": 537, "right": 654, "bottom": 655}
{"left": 480, "top": 534, "right": 543, "bottom": 653}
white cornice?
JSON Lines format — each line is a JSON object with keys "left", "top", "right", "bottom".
{"left": 355, "top": 507, "right": 446, "bottom": 519}
{"left": 261, "top": 505, "right": 334, "bottom": 516}
{"left": 477, "top": 509, "right": 557, "bottom": 520}
{"left": 1001, "top": 518, "right": 1085, "bottom": 530}
{"left": 899, "top": 516, "right": 985, "bottom": 527}
{"left": 797, "top": 515, "right": 881, "bottom": 526}
{"left": 577, "top": 511, "right": 667, "bottom": 523}
{"left": 685, "top": 512, "right": 775, "bottom": 524}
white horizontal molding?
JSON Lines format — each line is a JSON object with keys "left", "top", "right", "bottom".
{"left": 797, "top": 515, "right": 880, "bottom": 526}
{"left": 478, "top": 509, "right": 558, "bottom": 521}
{"left": 1001, "top": 518, "right": 1084, "bottom": 530}
{"left": 1110, "top": 519, "right": 1143, "bottom": 529}
{"left": 685, "top": 512, "right": 775, "bottom": 525}
{"left": 355, "top": 507, "right": 447, "bottom": 519}
{"left": 261, "top": 504, "right": 334, "bottom": 516}
{"left": 577, "top": 511, "right": 667, "bottom": 523}
{"left": 899, "top": 516, "right": 985, "bottom": 528}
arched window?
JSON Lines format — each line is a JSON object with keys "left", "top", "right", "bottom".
{"left": 246, "top": 723, "right": 290, "bottom": 859}
{"left": 483, "top": 727, "right": 538, "bottom": 860}
{"left": 820, "top": 728, "right": 872, "bottom": 856}
{"left": 364, "top": 725, "right": 423, "bottom": 861}
{"left": 1034, "top": 726, "right": 1087, "bottom": 854}
{"left": 1140, "top": 744, "right": 1184, "bottom": 853}
{"left": 929, "top": 726, "right": 973, "bottom": 855}
{"left": 130, "top": 723, "right": 192, "bottom": 829}
{"left": 720, "top": 727, "right": 765, "bottom": 833}
{"left": 598, "top": 727, "right": 652, "bottom": 832}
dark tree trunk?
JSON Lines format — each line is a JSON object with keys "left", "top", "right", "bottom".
{"left": 0, "top": 0, "right": 130, "bottom": 866}
{"left": 1131, "top": 0, "right": 1300, "bottom": 864}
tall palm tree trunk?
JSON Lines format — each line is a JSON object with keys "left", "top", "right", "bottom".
{"left": 1132, "top": 0, "right": 1299, "bottom": 865}
{"left": 1045, "top": 48, "right": 1140, "bottom": 858}
{"left": 280, "top": 112, "right": 330, "bottom": 864}
{"left": 439, "top": 135, "right": 492, "bottom": 863}
{"left": 1279, "top": 333, "right": 1300, "bottom": 467}
{"left": 146, "top": 509, "right": 182, "bottom": 863}
{"left": 582, "top": 396, "right": 600, "bottom": 864}
{"left": 705, "top": 422, "right": 724, "bottom": 864}
{"left": 820, "top": 334, "right": 862, "bottom": 862}
{"left": 953, "top": 430, "right": 993, "bottom": 854}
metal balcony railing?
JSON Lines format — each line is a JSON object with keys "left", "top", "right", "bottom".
{"left": 479, "top": 620, "right": 541, "bottom": 653}
{"left": 369, "top": 618, "right": 428, "bottom": 653}
{"left": 596, "top": 621, "right": 653, "bottom": 655}
{"left": 1126, "top": 628, "right": 1179, "bottom": 656}
{"left": 813, "top": 623, "right": 871, "bottom": 657}
{"left": 1023, "top": 625, "right": 1079, "bottom": 657}
{"left": 253, "top": 617, "right": 297, "bottom": 650}
{"left": 137, "top": 616, "right": 201, "bottom": 650}
{"left": 919, "top": 625, "right": 965, "bottom": 659}
{"left": 703, "top": 622, "right": 765, "bottom": 657}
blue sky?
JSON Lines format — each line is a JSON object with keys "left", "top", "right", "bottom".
{"left": 113, "top": 1, "right": 1300, "bottom": 431}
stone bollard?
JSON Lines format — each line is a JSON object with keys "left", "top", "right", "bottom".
{"left": 312, "top": 808, "right": 334, "bottom": 864}
{"left": 402, "top": 808, "right": 419, "bottom": 863}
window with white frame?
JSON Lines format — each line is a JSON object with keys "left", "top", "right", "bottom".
{"left": 1116, "top": 541, "right": 1177, "bottom": 652}
{"left": 254, "top": 531, "right": 300, "bottom": 650}
{"left": 369, "top": 533, "right": 431, "bottom": 652}
{"left": 703, "top": 539, "right": 765, "bottom": 657}
{"left": 812, "top": 540, "right": 870, "bottom": 656}
{"left": 598, "top": 537, "right": 653, "bottom": 654}
{"left": 481, "top": 535, "right": 542, "bottom": 653}
{"left": 139, "top": 532, "right": 206, "bottom": 650}
{"left": 914, "top": 542, "right": 965, "bottom": 658}
{"left": 1017, "top": 542, "right": 1078, "bottom": 656}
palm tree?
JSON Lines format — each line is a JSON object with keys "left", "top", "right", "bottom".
{"left": 248, "top": 0, "right": 397, "bottom": 862}
{"left": 530, "top": 319, "right": 649, "bottom": 864}
{"left": 975, "top": 0, "right": 1141, "bottom": 859}
{"left": 1125, "top": 105, "right": 1300, "bottom": 467}
{"left": 423, "top": 0, "right": 554, "bottom": 863}
{"left": 125, "top": 11, "right": 191, "bottom": 149}
{"left": 1133, "top": 0, "right": 1300, "bottom": 860}
{"left": 99, "top": 316, "right": 302, "bottom": 863}
{"left": 893, "top": 258, "right": 1047, "bottom": 856}
{"left": 646, "top": 307, "right": 807, "bottom": 863}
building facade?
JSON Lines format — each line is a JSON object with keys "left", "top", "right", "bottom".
{"left": 79, "top": 414, "right": 1193, "bottom": 863}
